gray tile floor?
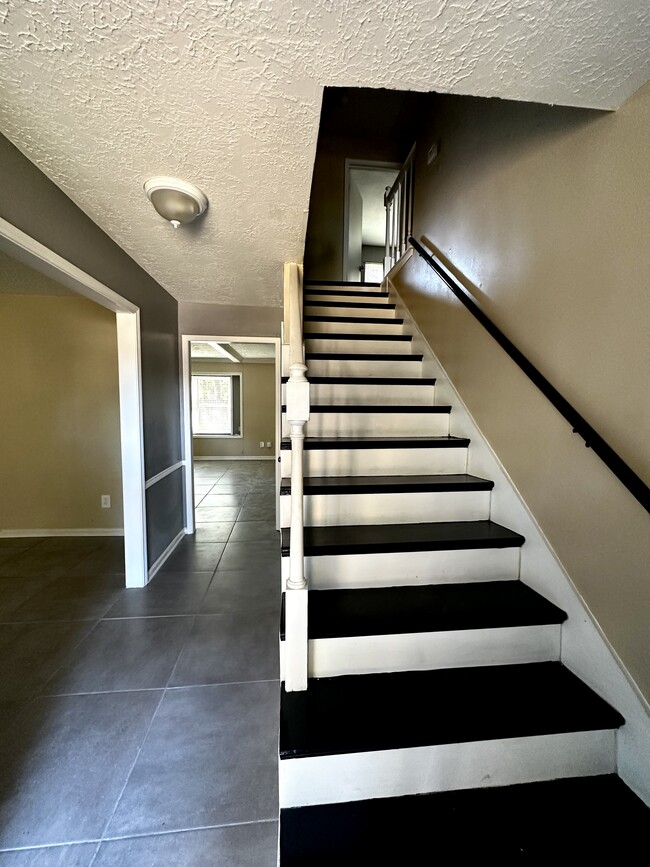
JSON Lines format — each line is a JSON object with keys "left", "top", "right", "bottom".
{"left": 0, "top": 460, "right": 280, "bottom": 865}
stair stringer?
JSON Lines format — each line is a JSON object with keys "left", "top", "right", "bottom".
{"left": 386, "top": 272, "right": 650, "bottom": 806}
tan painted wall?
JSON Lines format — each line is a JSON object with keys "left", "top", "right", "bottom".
{"left": 191, "top": 360, "right": 276, "bottom": 458}
{"left": 0, "top": 295, "right": 123, "bottom": 530}
{"left": 394, "top": 82, "right": 650, "bottom": 697}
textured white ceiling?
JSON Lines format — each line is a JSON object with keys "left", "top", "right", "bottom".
{"left": 1, "top": 1, "right": 648, "bottom": 306}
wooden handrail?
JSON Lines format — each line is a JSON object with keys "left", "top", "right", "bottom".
{"left": 408, "top": 237, "right": 650, "bottom": 514}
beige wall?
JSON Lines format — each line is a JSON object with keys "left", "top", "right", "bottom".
{"left": 394, "top": 82, "right": 650, "bottom": 698}
{"left": 191, "top": 360, "right": 276, "bottom": 458}
{"left": 0, "top": 295, "right": 123, "bottom": 530}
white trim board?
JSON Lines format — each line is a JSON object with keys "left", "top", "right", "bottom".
{"left": 147, "top": 528, "right": 186, "bottom": 580}
{"left": 0, "top": 528, "right": 124, "bottom": 538}
{"left": 0, "top": 217, "right": 148, "bottom": 590}
{"left": 145, "top": 460, "right": 185, "bottom": 489}
{"left": 280, "top": 730, "right": 616, "bottom": 808}
{"left": 386, "top": 272, "right": 650, "bottom": 806}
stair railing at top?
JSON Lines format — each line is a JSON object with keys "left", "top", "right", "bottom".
{"left": 385, "top": 143, "right": 416, "bottom": 274}
{"left": 282, "top": 262, "right": 310, "bottom": 691}
{"left": 408, "top": 236, "right": 650, "bottom": 515}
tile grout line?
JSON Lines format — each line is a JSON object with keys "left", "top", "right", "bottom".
{"left": 95, "top": 687, "right": 168, "bottom": 848}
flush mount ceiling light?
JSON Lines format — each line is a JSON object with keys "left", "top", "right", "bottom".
{"left": 144, "top": 176, "right": 208, "bottom": 229}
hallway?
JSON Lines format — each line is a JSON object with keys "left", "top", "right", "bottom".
{"left": 0, "top": 459, "right": 280, "bottom": 864}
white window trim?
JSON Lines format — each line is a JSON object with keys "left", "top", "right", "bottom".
{"left": 191, "top": 371, "right": 243, "bottom": 438}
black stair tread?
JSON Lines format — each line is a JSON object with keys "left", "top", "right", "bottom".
{"left": 304, "top": 279, "right": 381, "bottom": 287}
{"left": 280, "top": 776, "right": 648, "bottom": 864}
{"left": 281, "top": 404, "right": 450, "bottom": 413}
{"left": 304, "top": 300, "right": 396, "bottom": 310}
{"left": 279, "top": 581, "right": 566, "bottom": 640}
{"left": 281, "top": 376, "right": 436, "bottom": 385}
{"left": 280, "top": 662, "right": 624, "bottom": 759}
{"left": 280, "top": 435, "right": 469, "bottom": 450}
{"left": 306, "top": 352, "right": 421, "bottom": 361}
{"left": 280, "top": 473, "right": 493, "bottom": 495}
{"left": 280, "top": 520, "right": 524, "bottom": 557}
{"left": 304, "top": 289, "right": 389, "bottom": 298}
{"left": 303, "top": 314, "right": 404, "bottom": 324}
{"left": 304, "top": 332, "right": 411, "bottom": 341}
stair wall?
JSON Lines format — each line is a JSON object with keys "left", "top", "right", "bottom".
{"left": 386, "top": 264, "right": 650, "bottom": 805}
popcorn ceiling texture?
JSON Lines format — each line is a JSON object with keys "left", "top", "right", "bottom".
{"left": 0, "top": 1, "right": 648, "bottom": 305}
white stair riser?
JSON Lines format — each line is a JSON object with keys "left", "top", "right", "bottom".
{"left": 303, "top": 319, "right": 404, "bottom": 334}
{"left": 305, "top": 305, "right": 396, "bottom": 320}
{"left": 282, "top": 412, "right": 449, "bottom": 438}
{"left": 279, "top": 624, "right": 561, "bottom": 679}
{"left": 280, "top": 490, "right": 490, "bottom": 527}
{"left": 280, "top": 447, "right": 468, "bottom": 477}
{"left": 279, "top": 730, "right": 616, "bottom": 807}
{"left": 306, "top": 358, "right": 422, "bottom": 377}
{"left": 305, "top": 293, "right": 391, "bottom": 305}
{"left": 305, "top": 338, "right": 413, "bottom": 355}
{"left": 282, "top": 382, "right": 435, "bottom": 405}
{"left": 281, "top": 547, "right": 521, "bottom": 589}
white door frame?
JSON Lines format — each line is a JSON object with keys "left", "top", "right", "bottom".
{"left": 343, "top": 159, "right": 401, "bottom": 283}
{"left": 180, "top": 334, "right": 282, "bottom": 533}
{"left": 0, "top": 217, "right": 148, "bottom": 588}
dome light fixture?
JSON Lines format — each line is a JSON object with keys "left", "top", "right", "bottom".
{"left": 144, "top": 176, "right": 208, "bottom": 229}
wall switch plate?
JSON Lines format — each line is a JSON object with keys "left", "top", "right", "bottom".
{"left": 266, "top": 442, "right": 272, "bottom": 448}
{"left": 427, "top": 141, "right": 440, "bottom": 164}
{"left": 259, "top": 441, "right": 265, "bottom": 448}
{"left": 101, "top": 495, "right": 111, "bottom": 509}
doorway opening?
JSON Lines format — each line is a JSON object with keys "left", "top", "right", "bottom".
{"left": 343, "top": 160, "right": 399, "bottom": 282}
{"left": 0, "top": 217, "right": 147, "bottom": 588}
{"left": 180, "top": 336, "right": 281, "bottom": 534}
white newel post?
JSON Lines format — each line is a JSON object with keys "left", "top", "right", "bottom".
{"left": 284, "top": 263, "right": 310, "bottom": 692}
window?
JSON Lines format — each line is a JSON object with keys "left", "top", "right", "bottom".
{"left": 191, "top": 373, "right": 241, "bottom": 436}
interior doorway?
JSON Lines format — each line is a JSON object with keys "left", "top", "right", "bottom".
{"left": 0, "top": 217, "right": 147, "bottom": 587}
{"left": 343, "top": 160, "right": 400, "bottom": 282}
{"left": 180, "top": 335, "right": 281, "bottom": 533}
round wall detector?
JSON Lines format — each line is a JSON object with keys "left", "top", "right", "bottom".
{"left": 144, "top": 177, "right": 208, "bottom": 228}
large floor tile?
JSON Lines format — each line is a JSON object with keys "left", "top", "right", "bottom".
{"left": 200, "top": 569, "right": 281, "bottom": 615}
{"left": 229, "top": 521, "right": 279, "bottom": 542}
{"left": 201, "top": 492, "right": 249, "bottom": 507}
{"left": 7, "top": 576, "right": 123, "bottom": 622}
{"left": 106, "top": 681, "right": 279, "bottom": 837}
{"left": 192, "top": 523, "right": 234, "bottom": 543}
{"left": 169, "top": 610, "right": 279, "bottom": 686}
{"left": 95, "top": 821, "right": 278, "bottom": 866}
{"left": 217, "top": 541, "right": 280, "bottom": 574}
{"left": 0, "top": 691, "right": 161, "bottom": 848}
{"left": 158, "top": 542, "right": 225, "bottom": 573}
{"left": 0, "top": 576, "right": 57, "bottom": 620}
{"left": 194, "top": 506, "right": 242, "bottom": 523}
{"left": 237, "top": 503, "right": 277, "bottom": 522}
{"left": 0, "top": 843, "right": 98, "bottom": 865}
{"left": 104, "top": 573, "right": 213, "bottom": 618}
{"left": 0, "top": 547, "right": 90, "bottom": 579}
{"left": 45, "top": 617, "right": 193, "bottom": 694}
{"left": 0, "top": 621, "right": 97, "bottom": 703}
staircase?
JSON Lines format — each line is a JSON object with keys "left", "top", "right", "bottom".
{"left": 278, "top": 279, "right": 642, "bottom": 860}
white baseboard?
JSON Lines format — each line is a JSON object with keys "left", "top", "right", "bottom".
{"left": 0, "top": 528, "right": 124, "bottom": 538}
{"left": 147, "top": 528, "right": 186, "bottom": 581}
{"left": 194, "top": 455, "right": 275, "bottom": 461}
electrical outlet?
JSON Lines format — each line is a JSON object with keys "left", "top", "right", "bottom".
{"left": 259, "top": 441, "right": 264, "bottom": 448}
{"left": 266, "top": 442, "right": 272, "bottom": 448}
{"left": 101, "top": 495, "right": 111, "bottom": 509}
